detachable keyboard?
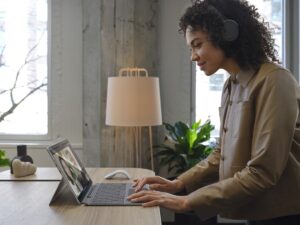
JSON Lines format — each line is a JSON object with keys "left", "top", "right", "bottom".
{"left": 83, "top": 183, "right": 139, "bottom": 205}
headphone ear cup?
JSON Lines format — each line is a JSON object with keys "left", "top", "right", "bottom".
{"left": 223, "top": 19, "right": 239, "bottom": 42}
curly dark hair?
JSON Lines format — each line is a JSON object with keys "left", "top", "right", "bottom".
{"left": 179, "top": 0, "right": 279, "bottom": 70}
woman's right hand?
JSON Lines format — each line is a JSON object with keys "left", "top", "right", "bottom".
{"left": 132, "top": 176, "right": 185, "bottom": 194}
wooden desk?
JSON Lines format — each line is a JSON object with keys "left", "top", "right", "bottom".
{"left": 0, "top": 167, "right": 161, "bottom": 225}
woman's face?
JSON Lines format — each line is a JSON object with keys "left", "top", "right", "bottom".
{"left": 185, "top": 26, "right": 228, "bottom": 75}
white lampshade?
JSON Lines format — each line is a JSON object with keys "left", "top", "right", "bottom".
{"left": 105, "top": 76, "right": 162, "bottom": 127}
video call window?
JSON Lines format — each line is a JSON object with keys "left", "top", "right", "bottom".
{"left": 53, "top": 146, "right": 89, "bottom": 196}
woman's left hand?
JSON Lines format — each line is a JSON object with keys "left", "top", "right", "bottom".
{"left": 127, "top": 190, "right": 192, "bottom": 213}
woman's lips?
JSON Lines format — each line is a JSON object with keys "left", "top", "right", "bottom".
{"left": 197, "top": 62, "right": 206, "bottom": 70}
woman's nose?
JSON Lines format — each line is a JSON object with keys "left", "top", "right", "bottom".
{"left": 190, "top": 50, "right": 199, "bottom": 61}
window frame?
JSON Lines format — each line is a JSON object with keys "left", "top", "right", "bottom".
{"left": 283, "top": 0, "right": 299, "bottom": 81}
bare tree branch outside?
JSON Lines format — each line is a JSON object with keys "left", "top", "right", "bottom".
{"left": 0, "top": 0, "right": 48, "bottom": 135}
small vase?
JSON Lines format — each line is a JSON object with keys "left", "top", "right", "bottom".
{"left": 10, "top": 145, "right": 34, "bottom": 174}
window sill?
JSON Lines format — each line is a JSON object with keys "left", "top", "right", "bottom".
{"left": 0, "top": 140, "right": 82, "bottom": 151}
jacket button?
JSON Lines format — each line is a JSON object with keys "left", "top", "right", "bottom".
{"left": 224, "top": 127, "right": 228, "bottom": 132}
{"left": 221, "top": 155, "right": 225, "bottom": 161}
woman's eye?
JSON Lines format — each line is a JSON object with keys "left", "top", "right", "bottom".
{"left": 193, "top": 43, "right": 203, "bottom": 49}
{"left": 189, "top": 42, "right": 203, "bottom": 52}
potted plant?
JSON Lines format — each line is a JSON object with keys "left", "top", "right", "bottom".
{"left": 155, "top": 119, "right": 215, "bottom": 177}
{"left": 155, "top": 120, "right": 217, "bottom": 225}
{"left": 0, "top": 149, "right": 10, "bottom": 167}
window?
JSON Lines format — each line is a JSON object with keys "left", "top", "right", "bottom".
{"left": 0, "top": 0, "right": 48, "bottom": 136}
{"left": 0, "top": 0, "right": 83, "bottom": 147}
{"left": 195, "top": 0, "right": 283, "bottom": 136}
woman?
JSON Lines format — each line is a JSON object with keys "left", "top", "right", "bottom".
{"left": 127, "top": 0, "right": 300, "bottom": 224}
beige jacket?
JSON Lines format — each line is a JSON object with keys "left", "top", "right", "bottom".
{"left": 178, "top": 63, "right": 300, "bottom": 220}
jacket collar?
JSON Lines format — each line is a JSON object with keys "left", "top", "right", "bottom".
{"left": 230, "top": 67, "right": 257, "bottom": 88}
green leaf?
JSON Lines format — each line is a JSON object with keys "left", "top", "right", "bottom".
{"left": 0, "top": 158, "right": 10, "bottom": 167}
{"left": 0, "top": 149, "right": 10, "bottom": 167}
{"left": 154, "top": 149, "right": 175, "bottom": 157}
{"left": 178, "top": 153, "right": 188, "bottom": 166}
{"left": 186, "top": 129, "right": 197, "bottom": 153}
{"left": 191, "top": 120, "right": 201, "bottom": 130}
{"left": 159, "top": 155, "right": 178, "bottom": 167}
{"left": 174, "top": 143, "right": 188, "bottom": 154}
{"left": 194, "top": 120, "right": 214, "bottom": 144}
{"left": 187, "top": 157, "right": 202, "bottom": 169}
{"left": 203, "top": 146, "right": 213, "bottom": 155}
{"left": 163, "top": 122, "right": 179, "bottom": 142}
{"left": 174, "top": 122, "right": 189, "bottom": 140}
{"left": 164, "top": 122, "right": 175, "bottom": 133}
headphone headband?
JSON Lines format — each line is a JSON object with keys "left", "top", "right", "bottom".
{"left": 208, "top": 4, "right": 239, "bottom": 42}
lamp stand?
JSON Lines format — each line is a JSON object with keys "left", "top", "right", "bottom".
{"left": 149, "top": 126, "right": 154, "bottom": 170}
{"left": 133, "top": 123, "right": 154, "bottom": 170}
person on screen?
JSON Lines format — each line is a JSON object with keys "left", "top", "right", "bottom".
{"left": 128, "top": 0, "right": 300, "bottom": 224}
{"left": 58, "top": 156, "right": 84, "bottom": 195}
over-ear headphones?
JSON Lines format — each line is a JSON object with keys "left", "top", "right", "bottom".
{"left": 206, "top": 4, "right": 239, "bottom": 42}
{"left": 223, "top": 19, "right": 239, "bottom": 42}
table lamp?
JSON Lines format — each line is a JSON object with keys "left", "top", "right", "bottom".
{"left": 105, "top": 68, "right": 162, "bottom": 170}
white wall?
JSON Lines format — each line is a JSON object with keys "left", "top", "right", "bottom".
{"left": 49, "top": 0, "right": 83, "bottom": 146}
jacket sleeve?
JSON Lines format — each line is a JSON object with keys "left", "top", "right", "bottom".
{"left": 182, "top": 69, "right": 299, "bottom": 220}
{"left": 177, "top": 147, "right": 220, "bottom": 192}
